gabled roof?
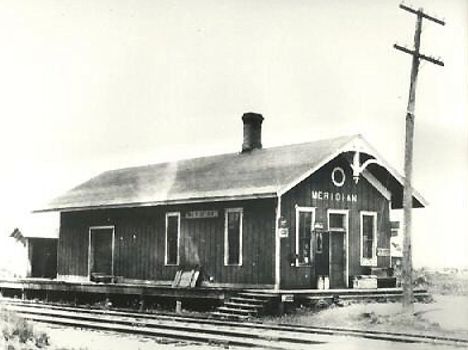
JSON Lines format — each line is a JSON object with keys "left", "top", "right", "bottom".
{"left": 36, "top": 134, "right": 426, "bottom": 212}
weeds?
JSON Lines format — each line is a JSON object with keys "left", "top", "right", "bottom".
{"left": 0, "top": 307, "right": 51, "bottom": 349}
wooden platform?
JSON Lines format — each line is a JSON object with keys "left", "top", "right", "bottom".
{"left": 0, "top": 279, "right": 429, "bottom": 304}
{"left": 246, "top": 287, "right": 430, "bottom": 303}
{"left": 0, "top": 278, "right": 227, "bottom": 300}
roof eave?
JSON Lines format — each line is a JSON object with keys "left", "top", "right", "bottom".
{"left": 33, "top": 192, "right": 278, "bottom": 213}
{"left": 278, "top": 134, "right": 427, "bottom": 208}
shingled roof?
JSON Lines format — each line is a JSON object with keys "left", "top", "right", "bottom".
{"left": 37, "top": 134, "right": 425, "bottom": 212}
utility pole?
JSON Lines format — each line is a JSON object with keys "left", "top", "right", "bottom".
{"left": 394, "top": 3, "right": 444, "bottom": 312}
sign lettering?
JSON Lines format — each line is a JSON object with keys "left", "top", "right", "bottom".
{"left": 185, "top": 210, "right": 219, "bottom": 219}
{"left": 312, "top": 190, "right": 358, "bottom": 202}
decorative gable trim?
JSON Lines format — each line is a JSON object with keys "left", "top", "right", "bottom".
{"left": 361, "top": 169, "right": 392, "bottom": 200}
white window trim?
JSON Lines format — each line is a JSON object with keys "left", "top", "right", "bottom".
{"left": 295, "top": 206, "right": 316, "bottom": 267}
{"left": 360, "top": 211, "right": 378, "bottom": 266}
{"left": 327, "top": 209, "right": 349, "bottom": 287}
{"left": 88, "top": 225, "right": 115, "bottom": 281}
{"left": 224, "top": 208, "right": 243, "bottom": 266}
{"left": 165, "top": 212, "right": 181, "bottom": 266}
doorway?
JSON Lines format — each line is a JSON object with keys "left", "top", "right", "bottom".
{"left": 329, "top": 231, "right": 346, "bottom": 288}
{"left": 327, "top": 211, "right": 348, "bottom": 289}
{"left": 89, "top": 226, "right": 114, "bottom": 280}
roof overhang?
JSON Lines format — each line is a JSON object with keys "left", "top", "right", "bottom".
{"left": 277, "top": 135, "right": 427, "bottom": 208}
{"left": 34, "top": 192, "right": 277, "bottom": 213}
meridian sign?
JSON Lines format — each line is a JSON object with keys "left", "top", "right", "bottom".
{"left": 312, "top": 190, "right": 358, "bottom": 203}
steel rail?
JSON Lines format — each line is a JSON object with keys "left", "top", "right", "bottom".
{"left": 2, "top": 298, "right": 467, "bottom": 348}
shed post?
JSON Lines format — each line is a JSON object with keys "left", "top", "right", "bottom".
{"left": 274, "top": 195, "right": 282, "bottom": 290}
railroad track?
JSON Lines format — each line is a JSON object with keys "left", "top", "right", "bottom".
{"left": 1, "top": 298, "right": 467, "bottom": 349}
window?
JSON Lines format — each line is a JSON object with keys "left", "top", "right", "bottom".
{"left": 296, "top": 207, "right": 315, "bottom": 265}
{"left": 165, "top": 212, "right": 180, "bottom": 265}
{"left": 329, "top": 212, "right": 346, "bottom": 231}
{"left": 224, "top": 208, "right": 243, "bottom": 266}
{"left": 361, "top": 212, "right": 377, "bottom": 266}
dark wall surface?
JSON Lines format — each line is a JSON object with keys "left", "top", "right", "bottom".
{"left": 58, "top": 199, "right": 276, "bottom": 287}
{"left": 280, "top": 155, "right": 391, "bottom": 289}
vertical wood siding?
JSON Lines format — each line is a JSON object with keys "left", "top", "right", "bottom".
{"left": 58, "top": 199, "right": 276, "bottom": 286}
{"left": 280, "top": 155, "right": 392, "bottom": 289}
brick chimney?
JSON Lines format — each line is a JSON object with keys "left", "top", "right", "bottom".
{"left": 241, "top": 112, "right": 264, "bottom": 153}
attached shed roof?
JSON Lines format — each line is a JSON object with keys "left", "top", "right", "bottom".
{"left": 37, "top": 134, "right": 426, "bottom": 212}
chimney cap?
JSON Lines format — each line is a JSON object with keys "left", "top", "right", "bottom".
{"left": 241, "top": 112, "right": 264, "bottom": 153}
{"left": 242, "top": 112, "right": 264, "bottom": 123}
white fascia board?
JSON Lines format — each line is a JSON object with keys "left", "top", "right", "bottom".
{"left": 361, "top": 169, "right": 392, "bottom": 201}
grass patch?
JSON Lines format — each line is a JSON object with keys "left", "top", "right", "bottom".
{"left": 0, "top": 307, "right": 86, "bottom": 350}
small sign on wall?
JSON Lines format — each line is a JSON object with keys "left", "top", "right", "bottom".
{"left": 185, "top": 210, "right": 218, "bottom": 219}
{"left": 278, "top": 217, "right": 289, "bottom": 238}
{"left": 279, "top": 227, "right": 289, "bottom": 238}
{"left": 377, "top": 248, "right": 391, "bottom": 257}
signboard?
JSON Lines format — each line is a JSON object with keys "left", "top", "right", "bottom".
{"left": 312, "top": 190, "right": 358, "bottom": 203}
{"left": 278, "top": 228, "right": 289, "bottom": 238}
{"left": 278, "top": 217, "right": 289, "bottom": 238}
{"left": 281, "top": 294, "right": 294, "bottom": 302}
{"left": 185, "top": 210, "right": 218, "bottom": 219}
{"left": 377, "top": 248, "right": 391, "bottom": 257}
{"left": 390, "top": 221, "right": 400, "bottom": 229}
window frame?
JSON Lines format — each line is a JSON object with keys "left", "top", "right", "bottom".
{"left": 360, "top": 211, "right": 378, "bottom": 266}
{"left": 165, "top": 212, "right": 181, "bottom": 266}
{"left": 224, "top": 208, "right": 243, "bottom": 266}
{"left": 295, "top": 206, "right": 316, "bottom": 267}
{"left": 328, "top": 211, "right": 347, "bottom": 232}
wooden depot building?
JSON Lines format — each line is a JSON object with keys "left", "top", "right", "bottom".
{"left": 34, "top": 113, "right": 425, "bottom": 291}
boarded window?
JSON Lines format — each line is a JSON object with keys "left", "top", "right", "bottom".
{"left": 225, "top": 209, "right": 242, "bottom": 265}
{"left": 165, "top": 213, "right": 180, "bottom": 265}
{"left": 361, "top": 212, "right": 377, "bottom": 265}
{"left": 297, "top": 209, "right": 313, "bottom": 265}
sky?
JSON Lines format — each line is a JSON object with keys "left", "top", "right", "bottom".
{"left": 0, "top": 0, "right": 466, "bottom": 268}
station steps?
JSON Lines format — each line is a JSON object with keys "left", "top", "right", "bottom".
{"left": 211, "top": 292, "right": 277, "bottom": 320}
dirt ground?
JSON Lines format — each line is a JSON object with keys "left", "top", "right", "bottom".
{"left": 34, "top": 323, "right": 221, "bottom": 350}
{"left": 267, "top": 294, "right": 468, "bottom": 341}
{"left": 265, "top": 271, "right": 468, "bottom": 342}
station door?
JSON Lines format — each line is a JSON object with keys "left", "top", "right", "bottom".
{"left": 89, "top": 227, "right": 114, "bottom": 277}
{"left": 314, "top": 231, "right": 346, "bottom": 289}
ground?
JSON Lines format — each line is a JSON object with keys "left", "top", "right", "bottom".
{"left": 2, "top": 269, "right": 467, "bottom": 349}
{"left": 267, "top": 295, "right": 468, "bottom": 341}
{"left": 34, "top": 324, "right": 220, "bottom": 350}
{"left": 265, "top": 270, "right": 468, "bottom": 342}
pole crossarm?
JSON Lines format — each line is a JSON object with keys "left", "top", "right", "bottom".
{"left": 394, "top": 44, "right": 444, "bottom": 66}
{"left": 399, "top": 3, "right": 445, "bottom": 26}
